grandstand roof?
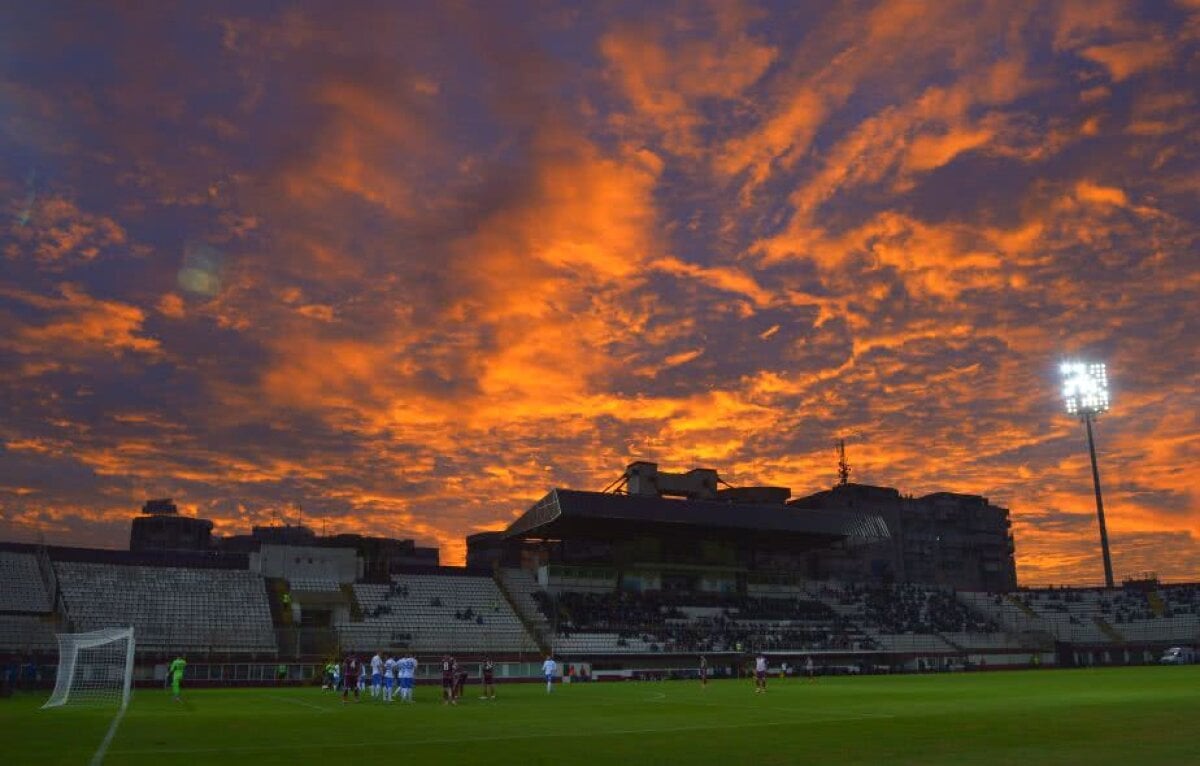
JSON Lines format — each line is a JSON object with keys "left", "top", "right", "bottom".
{"left": 504, "top": 489, "right": 890, "bottom": 546}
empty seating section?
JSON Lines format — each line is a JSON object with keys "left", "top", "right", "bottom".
{"left": 1002, "top": 585, "right": 1200, "bottom": 644}
{"left": 54, "top": 562, "right": 275, "bottom": 652}
{"left": 337, "top": 574, "right": 537, "bottom": 653}
{"left": 957, "top": 591, "right": 1051, "bottom": 635}
{"left": 938, "top": 631, "right": 1026, "bottom": 650}
{"left": 287, "top": 578, "right": 341, "bottom": 593}
{"left": 0, "top": 552, "right": 52, "bottom": 612}
{"left": 1013, "top": 589, "right": 1116, "bottom": 642}
{"left": 555, "top": 632, "right": 654, "bottom": 654}
{"left": 0, "top": 614, "right": 57, "bottom": 651}
{"left": 499, "top": 568, "right": 552, "bottom": 634}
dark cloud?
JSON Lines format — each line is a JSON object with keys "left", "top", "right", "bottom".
{"left": 0, "top": 0, "right": 1196, "bottom": 582}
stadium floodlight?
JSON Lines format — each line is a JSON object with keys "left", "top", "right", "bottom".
{"left": 1059, "top": 360, "right": 1115, "bottom": 588}
{"left": 1060, "top": 361, "right": 1110, "bottom": 416}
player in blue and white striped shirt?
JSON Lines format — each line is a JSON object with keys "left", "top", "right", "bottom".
{"left": 370, "top": 652, "right": 383, "bottom": 698}
{"left": 383, "top": 656, "right": 397, "bottom": 702}
{"left": 397, "top": 655, "right": 417, "bottom": 703}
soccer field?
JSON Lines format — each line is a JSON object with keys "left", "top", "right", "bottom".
{"left": 3, "top": 667, "right": 1199, "bottom": 765}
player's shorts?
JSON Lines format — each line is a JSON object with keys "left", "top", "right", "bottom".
{"left": 372, "top": 672, "right": 382, "bottom": 685}
{"left": 384, "top": 676, "right": 394, "bottom": 689}
{"left": 699, "top": 668, "right": 708, "bottom": 679}
{"left": 400, "top": 677, "right": 413, "bottom": 690}
{"left": 545, "top": 674, "right": 553, "bottom": 683}
{"left": 483, "top": 673, "right": 494, "bottom": 684}
{"left": 442, "top": 674, "right": 453, "bottom": 688}
{"left": 755, "top": 670, "right": 766, "bottom": 681}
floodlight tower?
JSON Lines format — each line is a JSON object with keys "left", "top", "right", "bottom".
{"left": 1060, "top": 361, "right": 1115, "bottom": 588}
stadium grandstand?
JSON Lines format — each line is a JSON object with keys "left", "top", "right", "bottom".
{"left": 1, "top": 462, "right": 1197, "bottom": 694}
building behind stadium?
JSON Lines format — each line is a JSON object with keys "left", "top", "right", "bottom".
{"left": 468, "top": 461, "right": 1017, "bottom": 594}
{"left": 2, "top": 462, "right": 1196, "bottom": 690}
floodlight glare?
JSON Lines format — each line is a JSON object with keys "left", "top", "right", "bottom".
{"left": 1061, "top": 361, "right": 1110, "bottom": 416}
{"left": 1058, "top": 358, "right": 1115, "bottom": 588}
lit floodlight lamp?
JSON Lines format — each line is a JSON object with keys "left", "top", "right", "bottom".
{"left": 1061, "top": 361, "right": 1110, "bottom": 416}
{"left": 1058, "top": 358, "right": 1115, "bottom": 588}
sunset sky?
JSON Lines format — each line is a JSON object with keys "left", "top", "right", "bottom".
{"left": 1, "top": 1, "right": 1196, "bottom": 585}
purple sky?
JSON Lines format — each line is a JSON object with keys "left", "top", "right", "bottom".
{"left": 1, "top": 1, "right": 1197, "bottom": 583}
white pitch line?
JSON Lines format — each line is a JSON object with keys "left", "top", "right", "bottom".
{"left": 110, "top": 713, "right": 893, "bottom": 757}
{"left": 89, "top": 702, "right": 129, "bottom": 766}
{"left": 260, "top": 694, "right": 331, "bottom": 713}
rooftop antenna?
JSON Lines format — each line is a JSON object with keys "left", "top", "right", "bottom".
{"left": 836, "top": 439, "right": 851, "bottom": 487}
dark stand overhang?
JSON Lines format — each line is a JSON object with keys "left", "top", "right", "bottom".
{"left": 504, "top": 489, "right": 889, "bottom": 548}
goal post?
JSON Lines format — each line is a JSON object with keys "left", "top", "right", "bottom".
{"left": 43, "top": 627, "right": 135, "bottom": 709}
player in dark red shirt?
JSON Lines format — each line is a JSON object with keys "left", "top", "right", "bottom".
{"left": 481, "top": 657, "right": 496, "bottom": 700}
{"left": 441, "top": 655, "right": 455, "bottom": 705}
{"left": 342, "top": 654, "right": 362, "bottom": 703}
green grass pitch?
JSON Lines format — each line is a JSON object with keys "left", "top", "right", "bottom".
{"left": 3, "top": 667, "right": 1199, "bottom": 765}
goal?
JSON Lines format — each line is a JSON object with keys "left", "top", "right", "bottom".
{"left": 42, "top": 627, "right": 135, "bottom": 709}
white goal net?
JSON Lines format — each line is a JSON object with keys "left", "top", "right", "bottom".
{"left": 43, "top": 627, "right": 135, "bottom": 709}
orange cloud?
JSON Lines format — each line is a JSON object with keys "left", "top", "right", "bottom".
{"left": 2, "top": 284, "right": 159, "bottom": 357}
{"left": 600, "top": 6, "right": 776, "bottom": 155}
{"left": 4, "top": 196, "right": 127, "bottom": 265}
{"left": 1080, "top": 40, "right": 1173, "bottom": 82}
{"left": 1, "top": 1, "right": 1196, "bottom": 586}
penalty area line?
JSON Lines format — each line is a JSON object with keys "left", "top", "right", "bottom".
{"left": 89, "top": 702, "right": 128, "bottom": 766}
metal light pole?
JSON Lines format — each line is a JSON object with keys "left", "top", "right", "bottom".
{"left": 1083, "top": 412, "right": 1114, "bottom": 588}
{"left": 1061, "top": 361, "right": 1115, "bottom": 588}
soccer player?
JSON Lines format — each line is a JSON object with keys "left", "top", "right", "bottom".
{"left": 441, "top": 655, "right": 455, "bottom": 705}
{"left": 481, "top": 657, "right": 496, "bottom": 700}
{"left": 331, "top": 661, "right": 342, "bottom": 692}
{"left": 383, "top": 655, "right": 397, "bottom": 702}
{"left": 754, "top": 654, "right": 768, "bottom": 693}
{"left": 453, "top": 666, "right": 469, "bottom": 703}
{"left": 342, "top": 654, "right": 362, "bottom": 704}
{"left": 804, "top": 655, "right": 816, "bottom": 683}
{"left": 371, "top": 652, "right": 383, "bottom": 698}
{"left": 542, "top": 655, "right": 557, "bottom": 693}
{"left": 699, "top": 655, "right": 708, "bottom": 688}
{"left": 168, "top": 655, "right": 186, "bottom": 702}
{"left": 397, "top": 654, "right": 417, "bottom": 702}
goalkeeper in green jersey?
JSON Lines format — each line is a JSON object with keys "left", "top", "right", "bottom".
{"left": 168, "top": 656, "right": 187, "bottom": 701}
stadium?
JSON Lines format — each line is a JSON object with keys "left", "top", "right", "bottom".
{"left": 2, "top": 461, "right": 1197, "bottom": 765}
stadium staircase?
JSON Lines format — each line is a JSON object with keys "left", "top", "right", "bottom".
{"left": 1147, "top": 591, "right": 1166, "bottom": 617}
{"left": 342, "top": 584, "right": 364, "bottom": 622}
{"left": 1092, "top": 616, "right": 1125, "bottom": 643}
{"left": 494, "top": 568, "right": 551, "bottom": 655}
{"left": 1007, "top": 594, "right": 1040, "bottom": 619}
{"left": 265, "top": 578, "right": 292, "bottom": 627}
{"left": 935, "top": 632, "right": 966, "bottom": 653}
